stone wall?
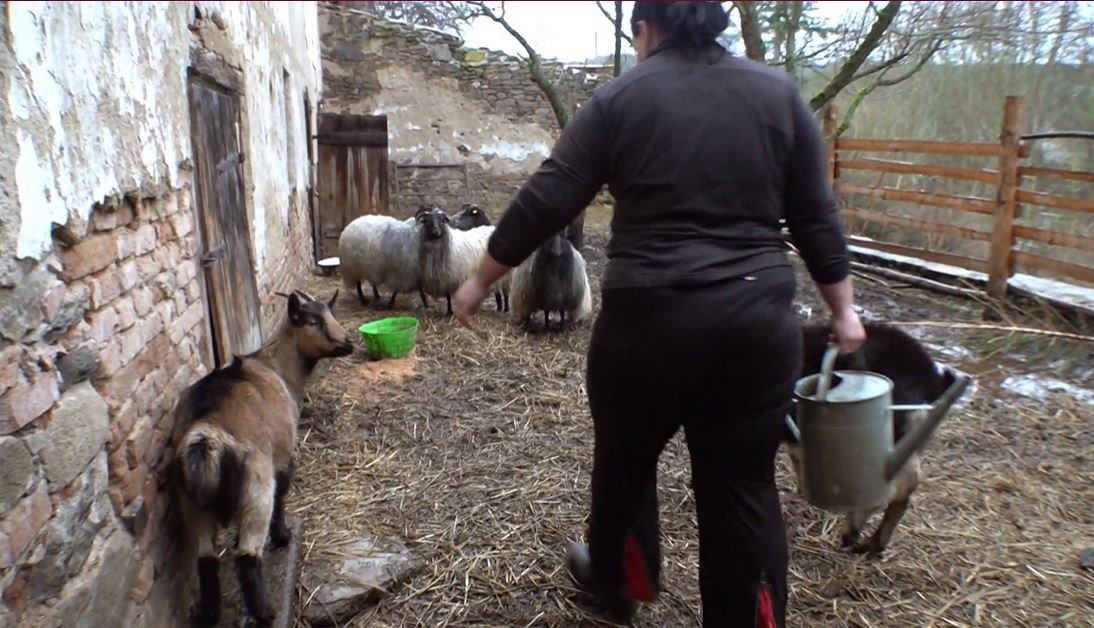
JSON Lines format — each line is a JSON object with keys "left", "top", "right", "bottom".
{"left": 0, "top": 3, "right": 321, "bottom": 627}
{"left": 318, "top": 2, "right": 613, "bottom": 215}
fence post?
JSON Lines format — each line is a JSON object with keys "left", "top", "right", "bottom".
{"left": 987, "top": 96, "right": 1023, "bottom": 299}
{"left": 823, "top": 105, "right": 838, "bottom": 185}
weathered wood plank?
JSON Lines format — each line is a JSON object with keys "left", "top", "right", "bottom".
{"left": 836, "top": 138, "right": 1003, "bottom": 157}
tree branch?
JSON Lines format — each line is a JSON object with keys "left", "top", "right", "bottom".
{"left": 732, "top": 1, "right": 768, "bottom": 62}
{"left": 467, "top": 1, "right": 570, "bottom": 129}
{"left": 596, "top": 0, "right": 632, "bottom": 47}
{"left": 808, "top": 0, "right": 902, "bottom": 111}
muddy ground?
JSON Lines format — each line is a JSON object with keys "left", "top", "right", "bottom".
{"left": 289, "top": 209, "right": 1092, "bottom": 627}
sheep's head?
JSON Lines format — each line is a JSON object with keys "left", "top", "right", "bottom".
{"left": 416, "top": 207, "right": 450, "bottom": 241}
{"left": 282, "top": 289, "right": 354, "bottom": 359}
{"left": 451, "top": 204, "right": 491, "bottom": 230}
{"left": 541, "top": 232, "right": 569, "bottom": 259}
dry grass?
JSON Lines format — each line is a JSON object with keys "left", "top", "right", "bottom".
{"left": 289, "top": 207, "right": 1093, "bottom": 627}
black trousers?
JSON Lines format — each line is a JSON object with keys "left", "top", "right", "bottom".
{"left": 584, "top": 265, "right": 801, "bottom": 627}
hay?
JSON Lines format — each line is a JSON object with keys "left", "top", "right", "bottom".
{"left": 289, "top": 213, "right": 1093, "bottom": 627}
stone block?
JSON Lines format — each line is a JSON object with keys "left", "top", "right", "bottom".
{"left": 118, "top": 261, "right": 141, "bottom": 291}
{"left": 135, "top": 252, "right": 160, "bottom": 280}
{"left": 132, "top": 286, "right": 155, "bottom": 317}
{"left": 87, "top": 307, "right": 119, "bottom": 343}
{"left": 59, "top": 236, "right": 116, "bottom": 281}
{"left": 133, "top": 225, "right": 157, "bottom": 256}
{"left": 0, "top": 437, "right": 34, "bottom": 518}
{"left": 0, "top": 375, "right": 59, "bottom": 435}
{"left": 88, "top": 273, "right": 122, "bottom": 310}
{"left": 56, "top": 345, "right": 99, "bottom": 392}
{"left": 170, "top": 211, "right": 193, "bottom": 238}
{"left": 38, "top": 382, "right": 110, "bottom": 488}
{"left": 0, "top": 267, "right": 53, "bottom": 342}
{"left": 0, "top": 345, "right": 25, "bottom": 394}
{"left": 26, "top": 453, "right": 110, "bottom": 603}
{"left": 115, "top": 232, "right": 136, "bottom": 261}
{"left": 0, "top": 483, "right": 52, "bottom": 569}
{"left": 300, "top": 535, "right": 421, "bottom": 626}
{"left": 115, "top": 297, "right": 137, "bottom": 331}
{"left": 45, "top": 531, "right": 136, "bottom": 628}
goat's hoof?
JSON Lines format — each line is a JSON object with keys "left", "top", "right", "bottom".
{"left": 191, "top": 604, "right": 220, "bottom": 626}
{"left": 840, "top": 533, "right": 860, "bottom": 549}
{"left": 269, "top": 526, "right": 291, "bottom": 549}
{"left": 851, "top": 539, "right": 884, "bottom": 556}
{"left": 249, "top": 611, "right": 275, "bottom": 628}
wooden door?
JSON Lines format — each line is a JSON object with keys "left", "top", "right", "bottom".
{"left": 188, "top": 58, "right": 263, "bottom": 367}
{"left": 315, "top": 113, "right": 389, "bottom": 259}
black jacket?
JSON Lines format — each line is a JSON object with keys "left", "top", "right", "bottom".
{"left": 487, "top": 43, "right": 850, "bottom": 291}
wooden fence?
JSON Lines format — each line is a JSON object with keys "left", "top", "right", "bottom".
{"left": 825, "top": 96, "right": 1094, "bottom": 299}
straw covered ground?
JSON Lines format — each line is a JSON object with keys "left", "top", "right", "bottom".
{"left": 290, "top": 208, "right": 1093, "bottom": 627}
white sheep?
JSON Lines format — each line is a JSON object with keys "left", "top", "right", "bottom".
{"left": 337, "top": 214, "right": 428, "bottom": 309}
{"left": 509, "top": 232, "right": 592, "bottom": 329}
{"left": 416, "top": 208, "right": 510, "bottom": 315}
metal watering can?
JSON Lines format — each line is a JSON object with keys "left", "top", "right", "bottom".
{"left": 785, "top": 345, "right": 971, "bottom": 513}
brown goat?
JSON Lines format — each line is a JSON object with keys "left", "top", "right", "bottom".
{"left": 784, "top": 323, "right": 968, "bottom": 555}
{"left": 170, "top": 289, "right": 353, "bottom": 626}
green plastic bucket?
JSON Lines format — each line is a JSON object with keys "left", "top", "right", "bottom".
{"left": 358, "top": 316, "right": 419, "bottom": 359}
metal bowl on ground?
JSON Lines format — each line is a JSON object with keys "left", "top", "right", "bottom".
{"left": 318, "top": 256, "right": 340, "bottom": 276}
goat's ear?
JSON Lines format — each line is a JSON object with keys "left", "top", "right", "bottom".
{"left": 327, "top": 290, "right": 339, "bottom": 309}
{"left": 288, "top": 292, "right": 305, "bottom": 325}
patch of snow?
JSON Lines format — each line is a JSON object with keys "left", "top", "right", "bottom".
{"left": 1010, "top": 274, "right": 1094, "bottom": 312}
{"left": 850, "top": 246, "right": 1094, "bottom": 314}
{"left": 1000, "top": 373, "right": 1094, "bottom": 405}
{"left": 926, "top": 342, "right": 974, "bottom": 363}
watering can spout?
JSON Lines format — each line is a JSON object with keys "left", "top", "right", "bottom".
{"left": 885, "top": 371, "right": 971, "bottom": 481}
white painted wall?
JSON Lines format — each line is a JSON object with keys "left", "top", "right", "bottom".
{"left": 2, "top": 1, "right": 321, "bottom": 273}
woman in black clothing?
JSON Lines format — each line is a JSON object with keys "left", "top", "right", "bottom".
{"left": 453, "top": 2, "right": 866, "bottom": 626}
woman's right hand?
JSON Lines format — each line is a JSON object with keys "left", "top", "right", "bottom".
{"left": 830, "top": 307, "right": 866, "bottom": 355}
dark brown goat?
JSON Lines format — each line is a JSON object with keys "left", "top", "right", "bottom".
{"left": 171, "top": 290, "right": 353, "bottom": 626}
{"left": 785, "top": 322, "right": 967, "bottom": 554}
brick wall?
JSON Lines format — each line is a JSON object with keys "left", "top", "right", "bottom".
{"left": 0, "top": 172, "right": 210, "bottom": 627}
{"left": 0, "top": 171, "right": 316, "bottom": 627}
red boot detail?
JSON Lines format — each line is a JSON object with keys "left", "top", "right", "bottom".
{"left": 622, "top": 533, "right": 655, "bottom": 602}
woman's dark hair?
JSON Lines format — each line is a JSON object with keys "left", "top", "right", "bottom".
{"left": 631, "top": 1, "right": 729, "bottom": 52}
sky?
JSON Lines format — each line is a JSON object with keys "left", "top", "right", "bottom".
{"left": 461, "top": 1, "right": 868, "bottom": 63}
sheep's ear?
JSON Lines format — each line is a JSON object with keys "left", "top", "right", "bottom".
{"left": 327, "top": 290, "right": 339, "bottom": 309}
{"left": 288, "top": 292, "right": 306, "bottom": 325}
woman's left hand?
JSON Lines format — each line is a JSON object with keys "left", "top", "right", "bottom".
{"left": 452, "top": 277, "right": 492, "bottom": 329}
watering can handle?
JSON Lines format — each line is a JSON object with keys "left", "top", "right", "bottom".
{"left": 815, "top": 343, "right": 841, "bottom": 401}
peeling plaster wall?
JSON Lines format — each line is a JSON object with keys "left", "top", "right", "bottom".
{"left": 2, "top": 1, "right": 321, "bottom": 281}
{"left": 0, "top": 3, "right": 322, "bottom": 626}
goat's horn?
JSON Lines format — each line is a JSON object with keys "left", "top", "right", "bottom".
{"left": 274, "top": 291, "right": 292, "bottom": 298}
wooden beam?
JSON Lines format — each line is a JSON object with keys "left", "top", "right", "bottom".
{"left": 839, "top": 158, "right": 998, "bottom": 184}
{"left": 314, "top": 131, "right": 388, "bottom": 147}
{"left": 843, "top": 207, "right": 992, "bottom": 241}
{"left": 1018, "top": 165, "right": 1094, "bottom": 183}
{"left": 1012, "top": 225, "right": 1094, "bottom": 252}
{"left": 987, "top": 96, "right": 1023, "bottom": 298}
{"left": 847, "top": 235, "right": 990, "bottom": 273}
{"left": 839, "top": 184, "right": 996, "bottom": 214}
{"left": 1012, "top": 251, "right": 1094, "bottom": 284}
{"left": 836, "top": 138, "right": 1003, "bottom": 157}
{"left": 1015, "top": 189, "right": 1094, "bottom": 213}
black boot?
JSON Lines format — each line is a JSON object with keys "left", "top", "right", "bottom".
{"left": 565, "top": 542, "right": 638, "bottom": 624}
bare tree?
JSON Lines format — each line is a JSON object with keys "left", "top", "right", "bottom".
{"left": 596, "top": 0, "right": 630, "bottom": 77}
{"left": 466, "top": 2, "right": 570, "bottom": 129}
{"left": 464, "top": 1, "right": 587, "bottom": 246}
{"left": 336, "top": 1, "right": 475, "bottom": 34}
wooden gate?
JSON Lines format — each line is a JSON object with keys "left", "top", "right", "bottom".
{"left": 187, "top": 51, "right": 263, "bottom": 367}
{"left": 315, "top": 113, "right": 390, "bottom": 259}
